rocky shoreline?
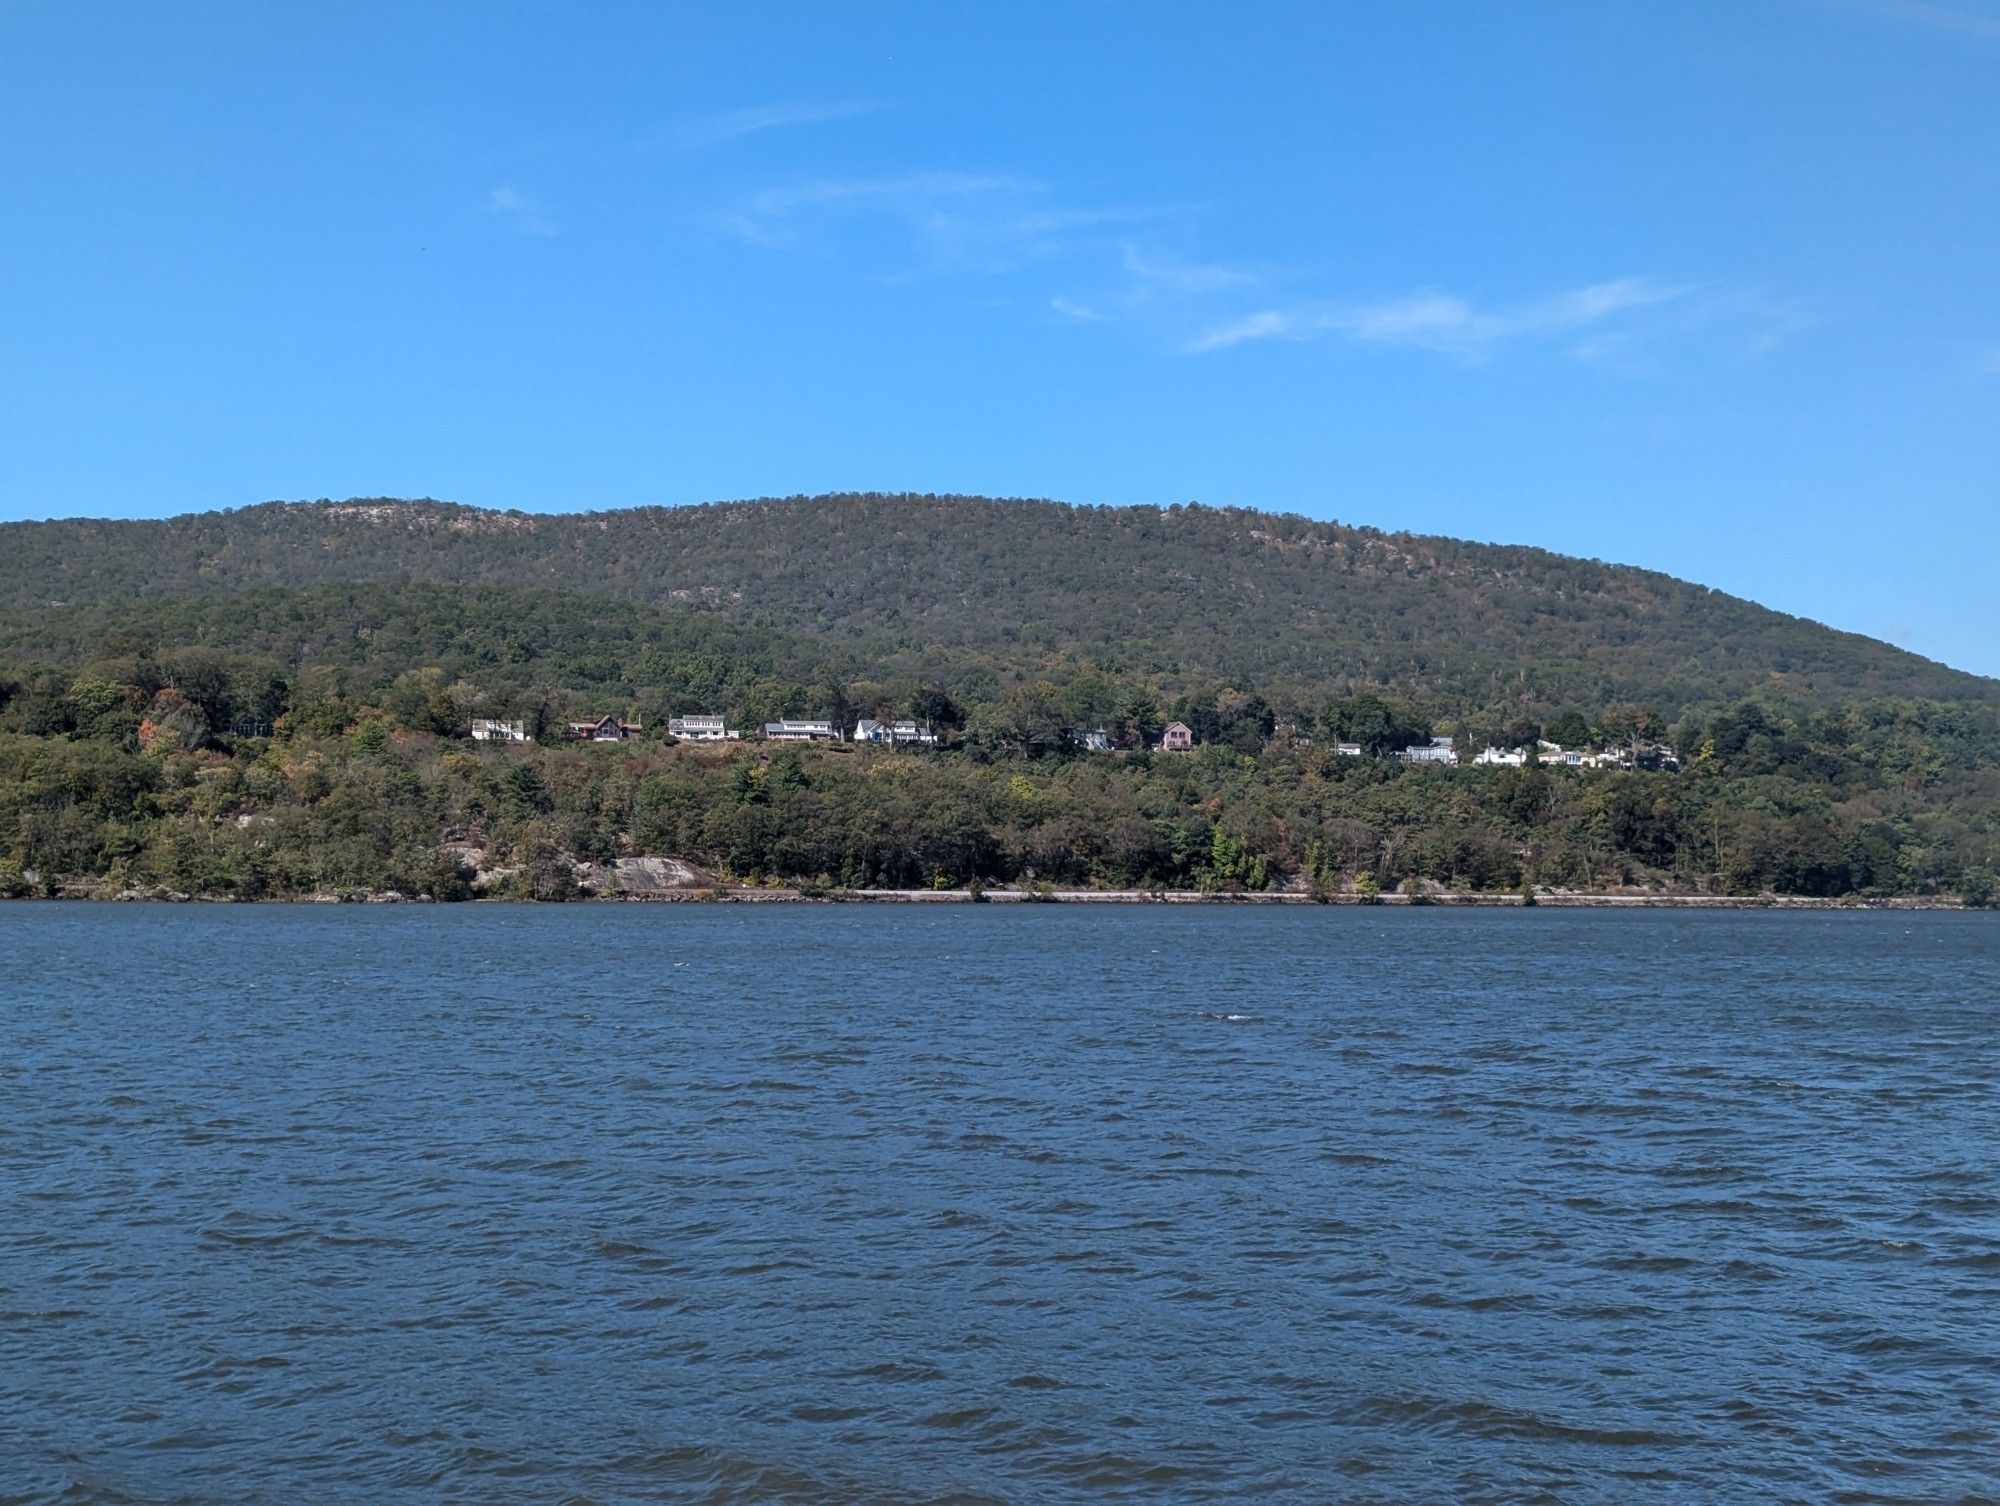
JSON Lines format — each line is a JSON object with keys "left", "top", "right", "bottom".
{"left": 5, "top": 884, "right": 1976, "bottom": 910}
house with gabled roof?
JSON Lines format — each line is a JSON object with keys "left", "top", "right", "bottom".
{"left": 568, "top": 715, "right": 643, "bottom": 742}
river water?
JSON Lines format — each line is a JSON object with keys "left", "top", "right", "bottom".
{"left": 2, "top": 904, "right": 1996, "bottom": 1504}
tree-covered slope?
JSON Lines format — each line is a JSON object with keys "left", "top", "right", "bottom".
{"left": 3, "top": 498, "right": 1997, "bottom": 904}
{"left": 2, "top": 494, "right": 1989, "bottom": 716}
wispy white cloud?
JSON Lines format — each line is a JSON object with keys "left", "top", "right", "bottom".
{"left": 659, "top": 99, "right": 885, "bottom": 151}
{"left": 1838, "top": 0, "right": 2000, "bottom": 42}
{"left": 488, "top": 184, "right": 553, "bottom": 236}
{"left": 1050, "top": 296, "right": 1105, "bottom": 322}
{"left": 1976, "top": 346, "right": 2000, "bottom": 376}
{"left": 701, "top": 160, "right": 1809, "bottom": 377}
{"left": 1041, "top": 243, "right": 1257, "bottom": 333}
{"left": 1118, "top": 244, "right": 1257, "bottom": 294}
{"left": 710, "top": 173, "right": 1160, "bottom": 272}
{"left": 712, "top": 171, "right": 1029, "bottom": 249}
{"left": 1691, "top": 288, "right": 1826, "bottom": 356}
{"left": 1187, "top": 309, "right": 1294, "bottom": 351}
{"left": 1187, "top": 277, "right": 1686, "bottom": 357}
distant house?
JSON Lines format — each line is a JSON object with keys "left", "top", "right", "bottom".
{"left": 1603, "top": 743, "right": 1680, "bottom": 773}
{"left": 764, "top": 718, "right": 837, "bottom": 742}
{"left": 1473, "top": 745, "right": 1525, "bottom": 767}
{"left": 1160, "top": 721, "right": 1195, "bottom": 752}
{"left": 470, "top": 718, "right": 531, "bottom": 744}
{"left": 1075, "top": 728, "right": 1114, "bottom": 752}
{"left": 668, "top": 714, "right": 737, "bottom": 741}
{"left": 567, "top": 715, "right": 642, "bottom": 742}
{"left": 1539, "top": 740, "right": 1587, "bottom": 768}
{"left": 854, "top": 718, "right": 937, "bottom": 746}
{"left": 1333, "top": 741, "right": 1364, "bottom": 757}
{"left": 1397, "top": 736, "right": 1459, "bottom": 766}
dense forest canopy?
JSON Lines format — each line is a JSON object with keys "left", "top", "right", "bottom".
{"left": 3, "top": 493, "right": 1991, "bottom": 717}
{"left": 0, "top": 494, "right": 1994, "bottom": 902}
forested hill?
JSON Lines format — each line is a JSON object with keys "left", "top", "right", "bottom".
{"left": 1, "top": 493, "right": 1990, "bottom": 715}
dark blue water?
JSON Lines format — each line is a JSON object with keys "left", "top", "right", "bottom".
{"left": 3, "top": 906, "right": 1997, "bottom": 1504}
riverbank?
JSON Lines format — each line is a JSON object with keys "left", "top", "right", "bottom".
{"left": 9, "top": 883, "right": 1977, "bottom": 909}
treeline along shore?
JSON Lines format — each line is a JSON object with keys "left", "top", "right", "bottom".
{"left": 3, "top": 719, "right": 1995, "bottom": 906}
{"left": 1, "top": 495, "right": 1997, "bottom": 906}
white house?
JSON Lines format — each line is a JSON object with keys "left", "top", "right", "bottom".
{"left": 856, "top": 718, "right": 938, "bottom": 746}
{"left": 470, "top": 718, "right": 531, "bottom": 743}
{"left": 764, "top": 718, "right": 837, "bottom": 742}
{"left": 1075, "top": 728, "right": 1114, "bottom": 751}
{"left": 668, "top": 714, "right": 737, "bottom": 741}
{"left": 1473, "top": 745, "right": 1526, "bottom": 766}
{"left": 1333, "top": 741, "right": 1364, "bottom": 757}
{"left": 1398, "top": 736, "right": 1459, "bottom": 766}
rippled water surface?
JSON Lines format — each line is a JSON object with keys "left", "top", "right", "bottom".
{"left": 3, "top": 905, "right": 1998, "bottom": 1504}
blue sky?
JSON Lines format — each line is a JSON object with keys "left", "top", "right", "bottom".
{"left": 3, "top": 1, "right": 1997, "bottom": 676}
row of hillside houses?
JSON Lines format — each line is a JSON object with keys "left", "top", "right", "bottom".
{"left": 473, "top": 714, "right": 941, "bottom": 746}
{"left": 472, "top": 714, "right": 655, "bottom": 744}
{"left": 1471, "top": 739, "right": 1681, "bottom": 771}
{"left": 1305, "top": 736, "right": 1453, "bottom": 762}
{"left": 470, "top": 714, "right": 1676, "bottom": 770}
{"left": 1310, "top": 734, "right": 1680, "bottom": 770}
{"left": 472, "top": 715, "right": 650, "bottom": 744}
{"left": 470, "top": 714, "right": 1187, "bottom": 750}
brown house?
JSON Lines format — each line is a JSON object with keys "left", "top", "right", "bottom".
{"left": 1160, "top": 721, "right": 1195, "bottom": 752}
{"left": 567, "top": 715, "right": 643, "bottom": 743}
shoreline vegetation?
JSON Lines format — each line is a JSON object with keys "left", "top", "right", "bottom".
{"left": 3, "top": 732, "right": 1994, "bottom": 908}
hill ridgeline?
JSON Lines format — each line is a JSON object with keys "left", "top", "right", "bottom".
{"left": 1, "top": 493, "right": 1988, "bottom": 716}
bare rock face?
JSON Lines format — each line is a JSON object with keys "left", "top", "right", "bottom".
{"left": 580, "top": 857, "right": 705, "bottom": 895}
